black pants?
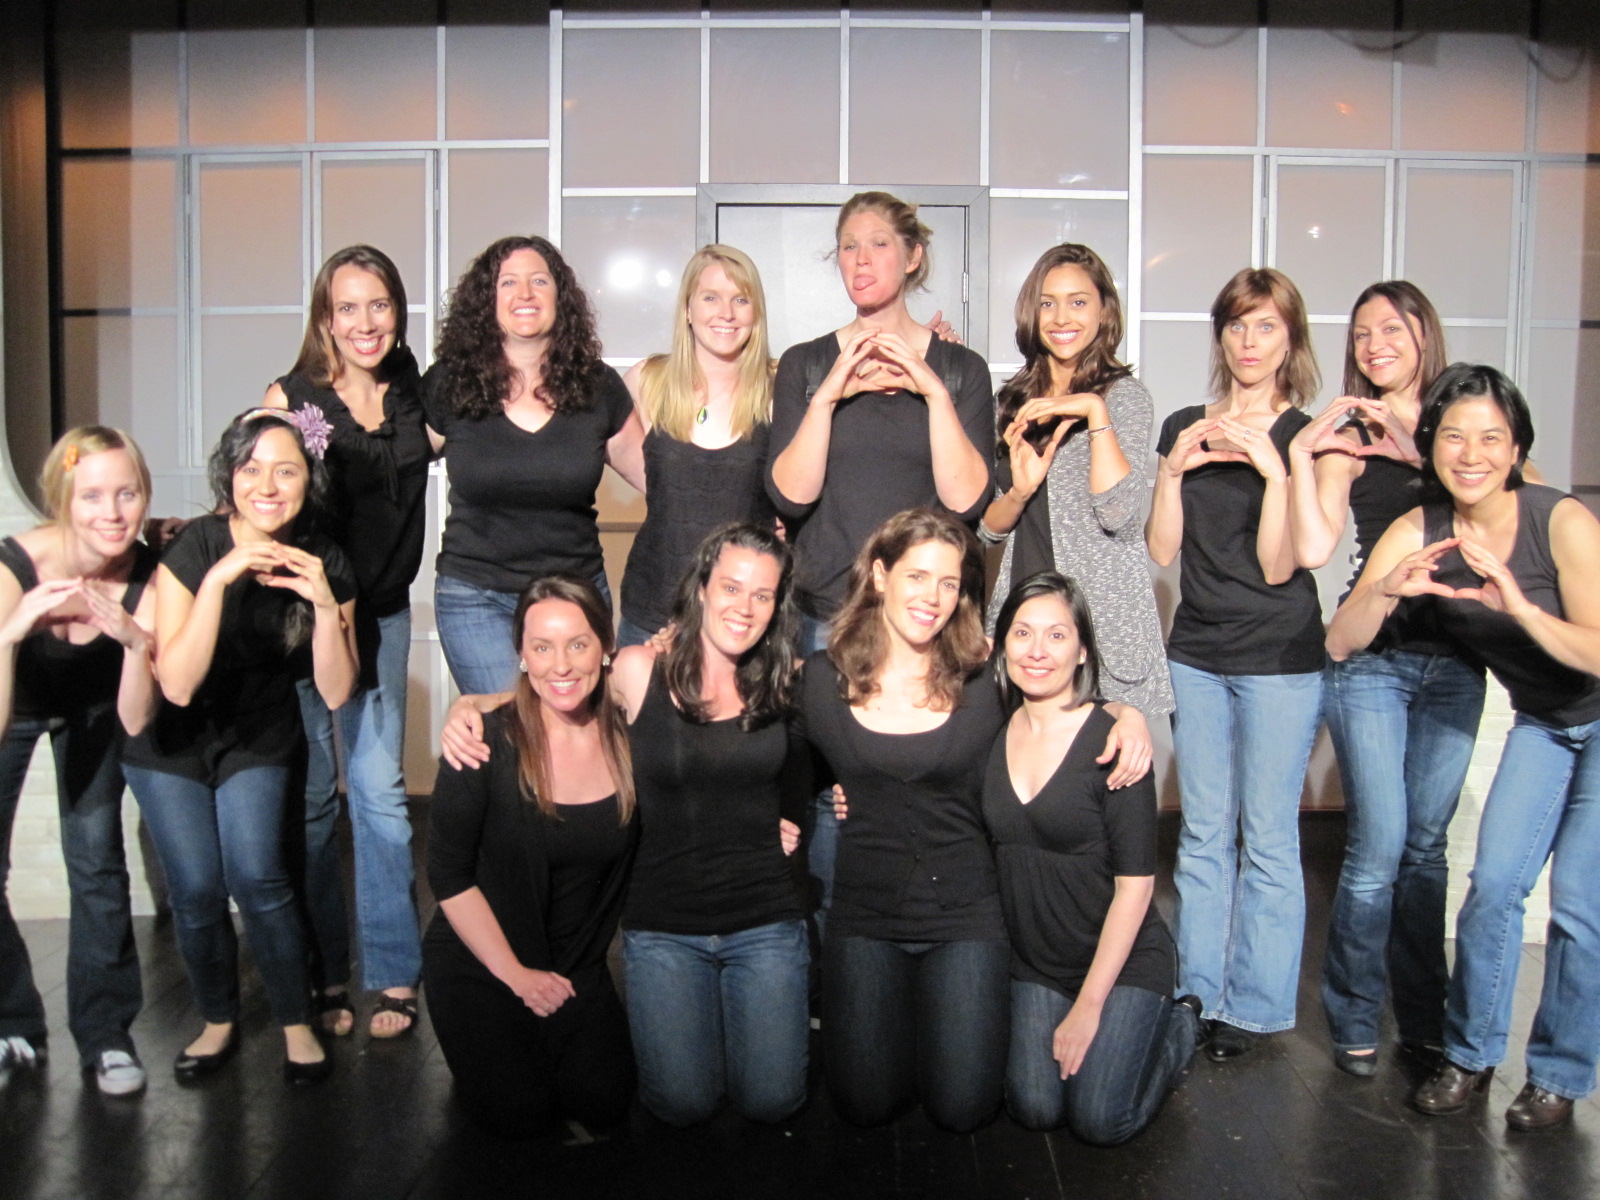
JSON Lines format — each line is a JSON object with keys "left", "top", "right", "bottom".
{"left": 423, "top": 929, "right": 635, "bottom": 1140}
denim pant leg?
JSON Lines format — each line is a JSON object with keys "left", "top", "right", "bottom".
{"left": 1444, "top": 715, "right": 1573, "bottom": 1076}
{"left": 796, "top": 614, "right": 837, "bottom": 934}
{"left": 50, "top": 714, "right": 143, "bottom": 1064}
{"left": 434, "top": 575, "right": 522, "bottom": 696}
{"left": 338, "top": 608, "right": 422, "bottom": 992}
{"left": 623, "top": 929, "right": 729, "bottom": 1126}
{"left": 125, "top": 765, "right": 241, "bottom": 1024}
{"left": 0, "top": 722, "right": 49, "bottom": 1043}
{"left": 615, "top": 616, "right": 656, "bottom": 650}
{"left": 295, "top": 677, "right": 351, "bottom": 991}
{"left": 719, "top": 919, "right": 811, "bottom": 1122}
{"left": 1527, "top": 719, "right": 1600, "bottom": 1099}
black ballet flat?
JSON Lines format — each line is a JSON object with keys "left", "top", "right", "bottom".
{"left": 1334, "top": 1048, "right": 1378, "bottom": 1078}
{"left": 283, "top": 1051, "right": 333, "bottom": 1086}
{"left": 173, "top": 1027, "right": 240, "bottom": 1082}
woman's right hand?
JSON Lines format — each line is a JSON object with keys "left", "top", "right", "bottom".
{"left": 0, "top": 578, "right": 84, "bottom": 646}
{"left": 440, "top": 694, "right": 492, "bottom": 771}
{"left": 505, "top": 965, "right": 576, "bottom": 1018}
{"left": 1376, "top": 537, "right": 1461, "bottom": 601}
{"left": 1002, "top": 415, "right": 1070, "bottom": 503}
{"left": 1163, "top": 419, "right": 1248, "bottom": 477}
{"left": 1290, "top": 397, "right": 1364, "bottom": 459}
{"left": 206, "top": 540, "right": 286, "bottom": 589}
{"left": 815, "top": 329, "right": 905, "bottom": 406}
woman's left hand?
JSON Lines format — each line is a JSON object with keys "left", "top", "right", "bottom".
{"left": 1098, "top": 707, "right": 1152, "bottom": 789}
{"left": 1351, "top": 398, "right": 1422, "bottom": 467}
{"left": 865, "top": 331, "right": 947, "bottom": 402}
{"left": 80, "top": 582, "right": 151, "bottom": 654}
{"left": 255, "top": 544, "right": 338, "bottom": 609}
{"left": 1052, "top": 1000, "right": 1102, "bottom": 1079}
{"left": 1454, "top": 538, "right": 1533, "bottom": 619}
{"left": 1214, "top": 417, "right": 1285, "bottom": 483}
{"left": 779, "top": 819, "right": 801, "bottom": 856}
{"left": 1012, "top": 393, "right": 1108, "bottom": 432}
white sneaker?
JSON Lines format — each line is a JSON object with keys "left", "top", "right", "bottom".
{"left": 0, "top": 1035, "right": 45, "bottom": 1071}
{"left": 93, "top": 1049, "right": 147, "bottom": 1096}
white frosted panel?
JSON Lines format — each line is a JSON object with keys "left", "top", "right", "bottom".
{"left": 1534, "top": 29, "right": 1596, "bottom": 154}
{"left": 1142, "top": 156, "right": 1254, "bottom": 313}
{"left": 714, "top": 203, "right": 969, "bottom": 360}
{"left": 563, "top": 29, "right": 698, "bottom": 188}
{"left": 320, "top": 159, "right": 429, "bottom": 293}
{"left": 1525, "top": 327, "right": 1578, "bottom": 492}
{"left": 562, "top": 197, "right": 697, "bottom": 360}
{"left": 410, "top": 468, "right": 445, "bottom": 613}
{"left": 1138, "top": 320, "right": 1214, "bottom": 422}
{"left": 1562, "top": 330, "right": 1600, "bottom": 490}
{"left": 446, "top": 150, "right": 550, "bottom": 287}
{"left": 1402, "top": 169, "right": 1514, "bottom": 321}
{"left": 1398, "top": 34, "right": 1527, "bottom": 153}
{"left": 1265, "top": 29, "right": 1391, "bottom": 150}
{"left": 1304, "top": 323, "right": 1342, "bottom": 407}
{"left": 709, "top": 29, "right": 838, "bottom": 185}
{"left": 1143, "top": 23, "right": 1256, "bottom": 146}
{"left": 988, "top": 198, "right": 1128, "bottom": 364}
{"left": 62, "top": 159, "right": 179, "bottom": 309}
{"left": 1273, "top": 165, "right": 1385, "bottom": 319}
{"left": 445, "top": 25, "right": 548, "bottom": 140}
{"left": 58, "top": 30, "right": 180, "bottom": 148}
{"left": 404, "top": 636, "right": 448, "bottom": 794}
{"left": 597, "top": 467, "right": 645, "bottom": 526}
{"left": 1532, "top": 165, "right": 1600, "bottom": 323}
{"left": 849, "top": 30, "right": 980, "bottom": 186}
{"left": 315, "top": 28, "right": 437, "bottom": 143}
{"left": 990, "top": 32, "right": 1128, "bottom": 190}
{"left": 1440, "top": 324, "right": 1508, "bottom": 373}
{"left": 200, "top": 315, "right": 307, "bottom": 451}
{"left": 61, "top": 316, "right": 182, "bottom": 474}
{"left": 199, "top": 162, "right": 304, "bottom": 307}
{"left": 188, "top": 30, "right": 307, "bottom": 145}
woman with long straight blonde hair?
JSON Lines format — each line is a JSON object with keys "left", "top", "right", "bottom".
{"left": 618, "top": 245, "right": 777, "bottom": 647}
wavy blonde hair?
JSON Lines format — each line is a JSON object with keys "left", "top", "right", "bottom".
{"left": 39, "top": 426, "right": 152, "bottom": 525}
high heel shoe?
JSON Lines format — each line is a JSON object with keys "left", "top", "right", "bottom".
{"left": 174, "top": 1027, "right": 239, "bottom": 1081}
{"left": 1411, "top": 1062, "right": 1493, "bottom": 1115}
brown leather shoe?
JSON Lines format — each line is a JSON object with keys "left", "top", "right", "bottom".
{"left": 1411, "top": 1062, "right": 1494, "bottom": 1115}
{"left": 1505, "top": 1083, "right": 1573, "bottom": 1131}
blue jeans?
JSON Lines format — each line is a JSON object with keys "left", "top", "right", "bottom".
{"left": 1168, "top": 662, "right": 1322, "bottom": 1033}
{"left": 822, "top": 935, "right": 1010, "bottom": 1132}
{"left": 615, "top": 616, "right": 655, "bottom": 650}
{"left": 124, "top": 764, "right": 310, "bottom": 1028}
{"left": 298, "top": 607, "right": 423, "bottom": 993}
{"left": 0, "top": 714, "right": 141, "bottom": 1066}
{"left": 1444, "top": 712, "right": 1600, "bottom": 1100}
{"left": 1321, "top": 650, "right": 1485, "bottom": 1052}
{"left": 436, "top": 572, "right": 614, "bottom": 697}
{"left": 1005, "top": 981, "right": 1197, "bottom": 1145}
{"left": 622, "top": 919, "right": 810, "bottom": 1125}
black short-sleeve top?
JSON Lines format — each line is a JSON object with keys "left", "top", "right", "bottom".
{"left": 802, "top": 651, "right": 1007, "bottom": 942}
{"left": 423, "top": 360, "right": 634, "bottom": 593}
{"left": 982, "top": 704, "right": 1176, "bottom": 998}
{"left": 1156, "top": 405, "right": 1323, "bottom": 675}
{"left": 0, "top": 537, "right": 157, "bottom": 723}
{"left": 122, "top": 514, "right": 357, "bottom": 784}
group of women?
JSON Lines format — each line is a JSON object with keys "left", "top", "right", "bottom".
{"left": 0, "top": 186, "right": 1595, "bottom": 1143}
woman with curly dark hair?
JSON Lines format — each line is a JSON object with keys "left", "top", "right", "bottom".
{"left": 424, "top": 236, "right": 646, "bottom": 695}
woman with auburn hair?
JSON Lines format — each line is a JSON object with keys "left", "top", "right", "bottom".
{"left": 424, "top": 235, "right": 646, "bottom": 696}
{"left": 263, "top": 243, "right": 431, "bottom": 1040}
{"left": 0, "top": 427, "right": 158, "bottom": 1094}
{"left": 1287, "top": 282, "right": 1485, "bottom": 1077}
{"left": 1146, "top": 267, "right": 1324, "bottom": 1062}
{"left": 423, "top": 575, "right": 637, "bottom": 1140}
{"left": 618, "top": 245, "right": 777, "bottom": 648}
{"left": 981, "top": 243, "right": 1172, "bottom": 723}
{"left": 802, "top": 508, "right": 1008, "bottom": 1132}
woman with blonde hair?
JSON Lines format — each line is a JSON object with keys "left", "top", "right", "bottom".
{"left": 1146, "top": 267, "right": 1324, "bottom": 1062}
{"left": 618, "top": 245, "right": 776, "bottom": 647}
{"left": 0, "top": 427, "right": 159, "bottom": 1094}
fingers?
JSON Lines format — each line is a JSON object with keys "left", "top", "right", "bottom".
{"left": 779, "top": 818, "right": 801, "bottom": 856}
{"left": 832, "top": 782, "right": 849, "bottom": 821}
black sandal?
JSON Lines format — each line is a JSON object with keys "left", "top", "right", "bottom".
{"left": 313, "top": 990, "right": 355, "bottom": 1037}
{"left": 369, "top": 993, "right": 418, "bottom": 1040}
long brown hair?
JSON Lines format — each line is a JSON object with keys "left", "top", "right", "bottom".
{"left": 290, "top": 245, "right": 409, "bottom": 388}
{"left": 1208, "top": 267, "right": 1319, "bottom": 409}
{"left": 502, "top": 575, "right": 635, "bottom": 823}
{"left": 828, "top": 509, "right": 988, "bottom": 713}
{"left": 1342, "top": 280, "right": 1448, "bottom": 400}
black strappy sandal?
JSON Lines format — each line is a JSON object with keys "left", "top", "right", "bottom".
{"left": 369, "top": 993, "right": 418, "bottom": 1040}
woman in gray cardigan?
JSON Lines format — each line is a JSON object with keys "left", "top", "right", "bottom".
{"left": 980, "top": 244, "right": 1173, "bottom": 721}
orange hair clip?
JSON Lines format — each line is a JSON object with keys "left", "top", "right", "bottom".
{"left": 61, "top": 445, "right": 79, "bottom": 471}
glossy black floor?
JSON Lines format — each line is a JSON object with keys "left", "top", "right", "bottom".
{"left": 3, "top": 811, "right": 1597, "bottom": 1200}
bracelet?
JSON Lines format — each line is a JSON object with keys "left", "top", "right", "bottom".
{"left": 1086, "top": 424, "right": 1113, "bottom": 439}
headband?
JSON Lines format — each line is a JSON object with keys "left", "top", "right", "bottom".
{"left": 237, "top": 404, "right": 332, "bottom": 461}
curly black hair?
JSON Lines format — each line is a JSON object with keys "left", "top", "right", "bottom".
{"left": 433, "top": 235, "right": 606, "bottom": 420}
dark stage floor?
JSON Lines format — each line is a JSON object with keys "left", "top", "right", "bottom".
{"left": 3, "top": 811, "right": 1597, "bottom": 1200}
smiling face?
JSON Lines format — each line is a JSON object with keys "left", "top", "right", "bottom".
{"left": 1432, "top": 395, "right": 1519, "bottom": 505}
{"left": 67, "top": 448, "right": 147, "bottom": 561}
{"left": 519, "top": 597, "right": 605, "bottom": 719}
{"left": 1037, "top": 263, "right": 1104, "bottom": 372}
{"left": 1220, "top": 300, "right": 1290, "bottom": 390}
{"left": 1003, "top": 593, "right": 1087, "bottom": 705}
{"left": 872, "top": 539, "right": 963, "bottom": 651}
{"left": 838, "top": 209, "right": 922, "bottom": 312}
{"left": 495, "top": 248, "right": 558, "bottom": 344}
{"left": 1351, "top": 296, "right": 1423, "bottom": 397}
{"left": 686, "top": 261, "right": 756, "bottom": 363}
{"left": 326, "top": 263, "right": 397, "bottom": 373}
{"left": 698, "top": 544, "right": 781, "bottom": 662}
{"left": 231, "top": 426, "right": 308, "bottom": 538}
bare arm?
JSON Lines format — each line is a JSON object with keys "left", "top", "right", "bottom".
{"left": 769, "top": 329, "right": 883, "bottom": 507}
{"left": 1052, "top": 875, "right": 1155, "bottom": 1078}
{"left": 438, "top": 888, "right": 576, "bottom": 1017}
{"left": 605, "top": 408, "right": 648, "bottom": 494}
{"left": 1324, "top": 509, "right": 1435, "bottom": 661}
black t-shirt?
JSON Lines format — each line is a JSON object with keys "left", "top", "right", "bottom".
{"left": 765, "top": 332, "right": 994, "bottom": 621}
{"left": 1156, "top": 405, "right": 1323, "bottom": 675}
{"left": 802, "top": 652, "right": 1007, "bottom": 942}
{"left": 545, "top": 794, "right": 633, "bottom": 963}
{"left": 276, "top": 349, "right": 431, "bottom": 619}
{"left": 122, "top": 515, "right": 357, "bottom": 784}
{"left": 982, "top": 704, "right": 1176, "bottom": 998}
{"left": 621, "top": 666, "right": 805, "bottom": 936}
{"left": 423, "top": 361, "right": 634, "bottom": 593}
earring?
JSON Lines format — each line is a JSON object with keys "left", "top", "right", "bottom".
{"left": 518, "top": 662, "right": 527, "bottom": 673}
{"left": 602, "top": 654, "right": 612, "bottom": 667}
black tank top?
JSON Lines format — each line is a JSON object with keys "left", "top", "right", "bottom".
{"left": 1424, "top": 485, "right": 1600, "bottom": 726}
{"left": 1347, "top": 445, "right": 1453, "bottom": 656}
{"left": 0, "top": 536, "right": 157, "bottom": 722}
